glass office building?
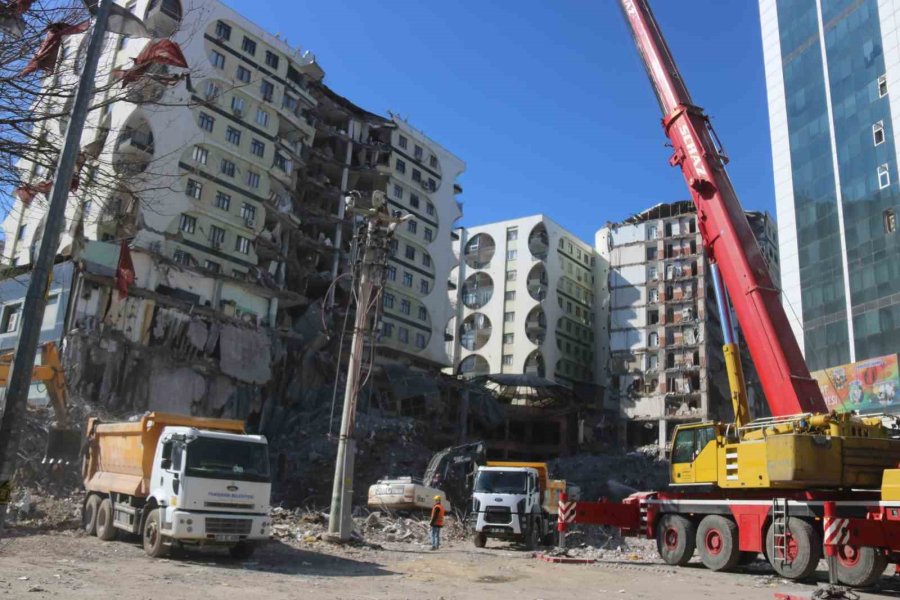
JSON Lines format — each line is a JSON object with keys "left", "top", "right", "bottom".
{"left": 760, "top": 0, "right": 900, "bottom": 371}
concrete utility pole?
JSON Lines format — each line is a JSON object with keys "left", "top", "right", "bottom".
{"left": 0, "top": 0, "right": 113, "bottom": 534}
{"left": 326, "top": 192, "right": 401, "bottom": 542}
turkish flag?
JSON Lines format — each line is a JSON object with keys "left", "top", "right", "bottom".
{"left": 116, "top": 240, "right": 135, "bottom": 298}
{"left": 21, "top": 19, "right": 90, "bottom": 76}
{"left": 112, "top": 39, "right": 188, "bottom": 86}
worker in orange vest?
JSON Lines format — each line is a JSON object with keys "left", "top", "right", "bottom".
{"left": 430, "top": 495, "right": 445, "bottom": 550}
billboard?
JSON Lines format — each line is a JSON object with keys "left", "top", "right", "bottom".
{"left": 812, "top": 354, "right": 899, "bottom": 414}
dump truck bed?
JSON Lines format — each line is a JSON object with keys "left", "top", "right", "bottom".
{"left": 82, "top": 412, "right": 245, "bottom": 498}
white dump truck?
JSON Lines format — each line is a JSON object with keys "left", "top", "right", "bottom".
{"left": 81, "top": 412, "right": 272, "bottom": 559}
{"left": 470, "top": 461, "right": 566, "bottom": 550}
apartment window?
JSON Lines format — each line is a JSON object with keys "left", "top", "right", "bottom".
{"left": 504, "top": 311, "right": 515, "bottom": 323}
{"left": 230, "top": 95, "right": 244, "bottom": 114}
{"left": 405, "top": 245, "right": 415, "bottom": 260}
{"left": 398, "top": 327, "right": 409, "bottom": 343}
{"left": 16, "top": 224, "right": 26, "bottom": 241}
{"left": 424, "top": 228, "right": 433, "bottom": 242}
{"left": 386, "top": 265, "right": 396, "bottom": 281}
{"left": 260, "top": 79, "right": 274, "bottom": 102}
{"left": 255, "top": 108, "right": 269, "bottom": 127}
{"left": 240, "top": 202, "right": 256, "bottom": 222}
{"left": 878, "top": 163, "right": 891, "bottom": 189}
{"left": 241, "top": 36, "right": 256, "bottom": 55}
{"left": 412, "top": 169, "right": 421, "bottom": 182}
{"left": 502, "top": 354, "right": 513, "bottom": 366}
{"left": 409, "top": 194, "right": 419, "bottom": 208}
{"left": 874, "top": 121, "right": 886, "bottom": 146}
{"left": 215, "top": 20, "right": 231, "bottom": 40}
{"left": 503, "top": 333, "right": 514, "bottom": 345}
{"left": 885, "top": 208, "right": 897, "bottom": 233}
{"left": 382, "top": 323, "right": 393, "bottom": 337}
{"left": 403, "top": 272, "right": 413, "bottom": 287}
{"left": 879, "top": 74, "right": 888, "bottom": 98}
{"left": 209, "top": 49, "right": 225, "bottom": 69}
{"left": 393, "top": 184, "right": 403, "bottom": 199}
{"left": 236, "top": 65, "right": 250, "bottom": 83}
{"left": 407, "top": 220, "right": 417, "bottom": 234}
{"left": 282, "top": 94, "right": 298, "bottom": 113}
{"left": 173, "top": 249, "right": 193, "bottom": 265}
{"left": 398, "top": 134, "right": 408, "bottom": 149}
{"left": 649, "top": 332, "right": 659, "bottom": 347}
{"left": 220, "top": 158, "right": 235, "bottom": 177}
{"left": 383, "top": 293, "right": 394, "bottom": 308}
{"left": 506, "top": 270, "right": 517, "bottom": 281}
{"left": 389, "top": 239, "right": 398, "bottom": 256}
{"left": 246, "top": 171, "right": 260, "bottom": 188}
{"left": 649, "top": 288, "right": 659, "bottom": 302}
{"left": 507, "top": 227, "right": 518, "bottom": 241}
{"left": 204, "top": 80, "right": 220, "bottom": 100}
{"left": 234, "top": 235, "right": 251, "bottom": 254}
{"left": 420, "top": 280, "right": 430, "bottom": 294}
{"left": 430, "top": 155, "right": 438, "bottom": 168}
{"left": 396, "top": 159, "right": 406, "bottom": 174}
{"left": 226, "top": 126, "right": 241, "bottom": 145}
{"left": 250, "top": 139, "right": 265, "bottom": 157}
{"left": 415, "top": 333, "right": 426, "bottom": 349}
{"left": 505, "top": 290, "right": 516, "bottom": 301}
{"left": 208, "top": 224, "right": 225, "bottom": 246}
{"left": 648, "top": 265, "right": 658, "bottom": 280}
{"left": 421, "top": 254, "right": 431, "bottom": 267}
{"left": 198, "top": 112, "right": 214, "bottom": 132}
{"left": 274, "top": 152, "right": 289, "bottom": 172}
{"left": 179, "top": 214, "right": 196, "bottom": 234}
{"left": 265, "top": 50, "right": 279, "bottom": 69}
{"left": 191, "top": 145, "right": 208, "bottom": 164}
{"left": 400, "top": 299, "right": 411, "bottom": 315}
{"left": 507, "top": 249, "right": 517, "bottom": 261}
{"left": 414, "top": 145, "right": 423, "bottom": 160}
{"left": 204, "top": 260, "right": 220, "bottom": 273}
{"left": 185, "top": 179, "right": 202, "bottom": 199}
{"left": 426, "top": 202, "right": 435, "bottom": 216}
{"left": 418, "top": 306, "right": 427, "bottom": 320}
{"left": 215, "top": 191, "right": 231, "bottom": 211}
{"left": 428, "top": 178, "right": 436, "bottom": 191}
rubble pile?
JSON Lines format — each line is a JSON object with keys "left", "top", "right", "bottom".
{"left": 550, "top": 449, "right": 670, "bottom": 501}
{"left": 5, "top": 487, "right": 83, "bottom": 530}
{"left": 13, "top": 407, "right": 83, "bottom": 494}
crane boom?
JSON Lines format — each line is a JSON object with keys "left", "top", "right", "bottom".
{"left": 618, "top": 0, "right": 827, "bottom": 416}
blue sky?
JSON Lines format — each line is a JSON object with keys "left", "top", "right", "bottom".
{"left": 238, "top": 1, "right": 772, "bottom": 243}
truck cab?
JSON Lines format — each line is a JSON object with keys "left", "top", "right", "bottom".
{"left": 471, "top": 464, "right": 552, "bottom": 549}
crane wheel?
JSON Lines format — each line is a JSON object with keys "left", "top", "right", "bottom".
{"left": 82, "top": 495, "right": 101, "bottom": 536}
{"left": 835, "top": 545, "right": 888, "bottom": 587}
{"left": 765, "top": 518, "right": 821, "bottom": 581}
{"left": 656, "top": 514, "right": 696, "bottom": 566}
{"left": 96, "top": 498, "right": 117, "bottom": 541}
{"left": 696, "top": 515, "right": 740, "bottom": 571}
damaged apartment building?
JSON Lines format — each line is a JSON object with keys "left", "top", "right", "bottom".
{"left": 1, "top": 0, "right": 464, "bottom": 430}
{"left": 594, "top": 201, "right": 780, "bottom": 448}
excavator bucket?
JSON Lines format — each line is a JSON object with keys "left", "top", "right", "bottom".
{"left": 43, "top": 426, "right": 82, "bottom": 465}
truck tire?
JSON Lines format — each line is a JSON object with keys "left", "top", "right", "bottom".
{"left": 96, "top": 498, "right": 117, "bottom": 541}
{"left": 142, "top": 508, "right": 169, "bottom": 558}
{"left": 524, "top": 521, "right": 538, "bottom": 551}
{"left": 656, "top": 514, "right": 696, "bottom": 566}
{"left": 696, "top": 515, "right": 740, "bottom": 572}
{"left": 82, "top": 495, "right": 101, "bottom": 536}
{"left": 835, "top": 545, "right": 888, "bottom": 588}
{"left": 473, "top": 532, "right": 487, "bottom": 548}
{"left": 542, "top": 530, "right": 557, "bottom": 547}
{"left": 765, "top": 518, "right": 821, "bottom": 581}
{"left": 229, "top": 541, "right": 257, "bottom": 560}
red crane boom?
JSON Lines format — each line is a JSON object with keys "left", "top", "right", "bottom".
{"left": 618, "top": 0, "right": 827, "bottom": 416}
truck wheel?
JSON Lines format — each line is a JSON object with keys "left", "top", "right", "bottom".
{"left": 82, "top": 495, "right": 101, "bottom": 536}
{"left": 835, "top": 545, "right": 888, "bottom": 587}
{"left": 142, "top": 508, "right": 169, "bottom": 558}
{"left": 696, "top": 515, "right": 740, "bottom": 571}
{"left": 765, "top": 518, "right": 821, "bottom": 581}
{"left": 96, "top": 498, "right": 117, "bottom": 541}
{"left": 473, "top": 532, "right": 487, "bottom": 548}
{"left": 542, "top": 530, "right": 557, "bottom": 547}
{"left": 656, "top": 514, "right": 696, "bottom": 566}
{"left": 229, "top": 541, "right": 257, "bottom": 560}
{"left": 524, "top": 521, "right": 539, "bottom": 551}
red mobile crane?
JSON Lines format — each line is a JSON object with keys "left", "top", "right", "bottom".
{"left": 565, "top": 0, "right": 900, "bottom": 587}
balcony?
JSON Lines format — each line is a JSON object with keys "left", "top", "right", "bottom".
{"left": 144, "top": 0, "right": 182, "bottom": 37}
{"left": 459, "top": 313, "right": 491, "bottom": 351}
{"left": 528, "top": 223, "right": 549, "bottom": 260}
{"left": 463, "top": 233, "right": 495, "bottom": 269}
{"left": 524, "top": 350, "right": 545, "bottom": 378}
{"left": 113, "top": 119, "right": 154, "bottom": 176}
{"left": 526, "top": 263, "right": 548, "bottom": 301}
{"left": 525, "top": 306, "right": 546, "bottom": 344}
{"left": 461, "top": 272, "right": 493, "bottom": 309}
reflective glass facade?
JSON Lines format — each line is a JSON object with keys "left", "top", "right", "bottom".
{"left": 772, "top": 0, "right": 900, "bottom": 370}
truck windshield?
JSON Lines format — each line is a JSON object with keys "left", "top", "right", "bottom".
{"left": 185, "top": 438, "right": 270, "bottom": 483}
{"left": 474, "top": 471, "right": 527, "bottom": 494}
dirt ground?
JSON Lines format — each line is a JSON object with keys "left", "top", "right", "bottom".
{"left": 2, "top": 528, "right": 900, "bottom": 600}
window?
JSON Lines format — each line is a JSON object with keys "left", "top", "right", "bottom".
{"left": 672, "top": 426, "right": 716, "bottom": 464}
{"left": 879, "top": 74, "right": 888, "bottom": 98}
{"left": 215, "top": 191, "right": 231, "bottom": 211}
{"left": 403, "top": 272, "right": 413, "bottom": 287}
{"left": 409, "top": 194, "right": 419, "bottom": 208}
{"left": 220, "top": 158, "right": 235, "bottom": 177}
{"left": 386, "top": 265, "right": 396, "bottom": 281}
{"left": 191, "top": 145, "right": 208, "bottom": 164}
{"left": 398, "top": 327, "right": 409, "bottom": 343}
{"left": 427, "top": 178, "right": 436, "bottom": 191}
{"left": 255, "top": 108, "right": 269, "bottom": 127}
{"left": 505, "top": 291, "right": 516, "bottom": 301}
{"left": 412, "top": 169, "right": 421, "bottom": 182}
{"left": 874, "top": 121, "right": 885, "bottom": 146}
{"left": 430, "top": 155, "right": 438, "bottom": 168}
{"left": 415, "top": 333, "right": 426, "bottom": 349}
{"left": 507, "top": 228, "right": 518, "bottom": 241}
{"left": 383, "top": 293, "right": 394, "bottom": 308}
{"left": 649, "top": 288, "right": 659, "bottom": 302}
{"left": 422, "top": 254, "right": 431, "bottom": 267}
{"left": 382, "top": 323, "right": 393, "bottom": 337}
{"left": 420, "top": 280, "right": 429, "bottom": 294}
{"left": 234, "top": 235, "right": 251, "bottom": 254}
{"left": 407, "top": 220, "right": 417, "bottom": 234}
{"left": 179, "top": 214, "right": 197, "bottom": 234}
{"left": 204, "top": 260, "right": 220, "bottom": 273}
{"left": 198, "top": 112, "right": 214, "bottom": 132}
{"left": 885, "top": 209, "right": 897, "bottom": 234}
{"left": 507, "top": 250, "right": 517, "bottom": 260}
{"left": 260, "top": 80, "right": 274, "bottom": 102}
{"left": 226, "top": 126, "right": 241, "bottom": 145}
{"left": 230, "top": 95, "right": 244, "bottom": 114}
{"left": 240, "top": 203, "right": 256, "bottom": 222}
{"left": 393, "top": 184, "right": 403, "bottom": 199}
{"left": 414, "top": 145, "right": 423, "bottom": 160}
{"left": 426, "top": 203, "right": 435, "bottom": 216}
{"left": 418, "top": 306, "right": 427, "bottom": 320}
{"left": 879, "top": 164, "right": 891, "bottom": 189}
{"left": 241, "top": 36, "right": 256, "bottom": 55}
{"left": 250, "top": 139, "right": 265, "bottom": 157}
{"left": 173, "top": 249, "right": 192, "bottom": 265}
{"left": 186, "top": 179, "right": 202, "bottom": 199}
{"left": 209, "top": 49, "right": 225, "bottom": 69}
{"left": 1, "top": 303, "right": 21, "bottom": 333}
{"left": 274, "top": 152, "right": 289, "bottom": 172}
{"left": 405, "top": 245, "right": 415, "bottom": 260}
{"left": 236, "top": 65, "right": 251, "bottom": 83}
{"left": 400, "top": 299, "right": 411, "bottom": 315}
{"left": 504, "top": 311, "right": 515, "bottom": 323}
{"left": 649, "top": 332, "right": 659, "bottom": 347}
{"left": 215, "top": 20, "right": 231, "bottom": 40}
{"left": 16, "top": 224, "right": 26, "bottom": 241}
{"left": 208, "top": 224, "right": 225, "bottom": 246}
{"left": 396, "top": 159, "right": 406, "bottom": 174}
{"left": 398, "top": 134, "right": 408, "bottom": 149}
{"left": 265, "top": 50, "right": 279, "bottom": 69}
{"left": 246, "top": 171, "right": 260, "bottom": 188}
{"left": 506, "top": 270, "right": 517, "bottom": 281}
{"left": 424, "top": 228, "right": 433, "bottom": 242}
{"left": 503, "top": 333, "right": 514, "bottom": 345}
{"left": 204, "top": 80, "right": 220, "bottom": 100}
{"left": 502, "top": 355, "right": 513, "bottom": 366}
{"left": 282, "top": 94, "right": 298, "bottom": 113}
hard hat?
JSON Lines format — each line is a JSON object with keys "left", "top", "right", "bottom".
{"left": 433, "top": 495, "right": 441, "bottom": 501}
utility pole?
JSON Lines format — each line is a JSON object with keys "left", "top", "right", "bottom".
{"left": 326, "top": 191, "right": 402, "bottom": 542}
{"left": 0, "top": 0, "right": 113, "bottom": 533}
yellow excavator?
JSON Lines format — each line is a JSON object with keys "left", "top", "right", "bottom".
{"left": 0, "top": 342, "right": 80, "bottom": 464}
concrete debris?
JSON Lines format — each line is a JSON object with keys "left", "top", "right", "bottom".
{"left": 550, "top": 449, "right": 669, "bottom": 502}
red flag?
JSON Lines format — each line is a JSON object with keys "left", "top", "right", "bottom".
{"left": 14, "top": 180, "right": 53, "bottom": 205}
{"left": 112, "top": 39, "right": 188, "bottom": 86}
{"left": 116, "top": 241, "right": 135, "bottom": 298}
{"left": 20, "top": 19, "right": 90, "bottom": 76}
{"left": 0, "top": 0, "right": 35, "bottom": 37}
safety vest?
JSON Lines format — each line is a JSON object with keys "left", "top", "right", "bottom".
{"left": 431, "top": 503, "right": 445, "bottom": 527}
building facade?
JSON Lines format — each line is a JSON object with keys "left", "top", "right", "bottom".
{"left": 449, "top": 215, "right": 596, "bottom": 387}
{"left": 760, "top": 0, "right": 900, "bottom": 372}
